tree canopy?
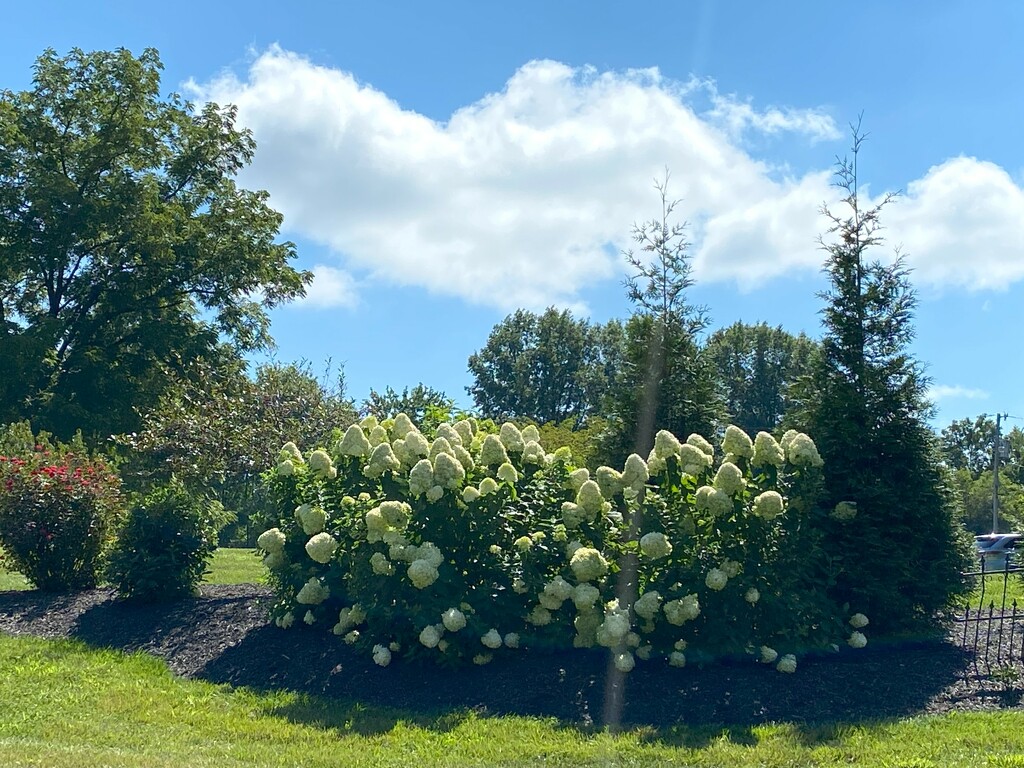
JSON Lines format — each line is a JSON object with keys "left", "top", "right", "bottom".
{"left": 0, "top": 47, "right": 310, "bottom": 441}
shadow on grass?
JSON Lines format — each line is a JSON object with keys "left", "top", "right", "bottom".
{"left": 0, "top": 586, "right": 990, "bottom": 744}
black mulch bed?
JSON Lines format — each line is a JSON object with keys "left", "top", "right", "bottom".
{"left": 2, "top": 584, "right": 1022, "bottom": 728}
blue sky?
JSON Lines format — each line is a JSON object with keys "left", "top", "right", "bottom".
{"left": 3, "top": 1, "right": 1023, "bottom": 431}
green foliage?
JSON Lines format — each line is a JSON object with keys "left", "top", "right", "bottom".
{"left": 598, "top": 172, "right": 724, "bottom": 465}
{"left": 536, "top": 417, "right": 607, "bottom": 471}
{"left": 791, "top": 128, "right": 972, "bottom": 631}
{"left": 0, "top": 422, "right": 123, "bottom": 591}
{"left": 117, "top": 359, "right": 356, "bottom": 545}
{"left": 467, "top": 308, "right": 623, "bottom": 425}
{"left": 705, "top": 322, "right": 818, "bottom": 435}
{"left": 0, "top": 47, "right": 311, "bottom": 442}
{"left": 105, "top": 480, "right": 229, "bottom": 601}
{"left": 362, "top": 384, "right": 455, "bottom": 432}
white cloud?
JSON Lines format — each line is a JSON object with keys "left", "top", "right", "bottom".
{"left": 188, "top": 48, "right": 1024, "bottom": 310}
{"left": 297, "top": 264, "right": 358, "bottom": 309}
{"left": 928, "top": 384, "right": 990, "bottom": 402}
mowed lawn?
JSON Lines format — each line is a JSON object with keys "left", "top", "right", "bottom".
{"left": 1, "top": 633, "right": 1024, "bottom": 767}
{"left": 0, "top": 547, "right": 266, "bottom": 592}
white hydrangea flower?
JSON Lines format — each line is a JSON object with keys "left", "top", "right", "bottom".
{"left": 478, "top": 477, "right": 499, "bottom": 496}
{"left": 413, "top": 542, "right": 443, "bottom": 568}
{"left": 521, "top": 424, "right": 541, "bottom": 443}
{"left": 303, "top": 610, "right": 316, "bottom": 625}
{"left": 668, "top": 651, "right": 687, "bottom": 668}
{"left": 256, "top": 527, "right": 286, "bottom": 554}
{"left": 832, "top": 501, "right": 858, "bottom": 521}
{"left": 614, "top": 652, "right": 635, "bottom": 673}
{"left": 848, "top": 631, "right": 868, "bottom": 649}
{"left": 633, "top": 590, "right": 662, "bottom": 621}
{"left": 686, "top": 433, "right": 714, "bottom": 457}
{"left": 678, "top": 444, "right": 712, "bottom": 476}
{"left": 391, "top": 413, "right": 415, "bottom": 439}
{"left": 696, "top": 485, "right": 733, "bottom": 518}
{"left": 561, "top": 502, "right": 585, "bottom": 529}
{"left": 279, "top": 442, "right": 303, "bottom": 462}
{"left": 570, "top": 547, "right": 609, "bottom": 582}
{"left": 370, "top": 552, "right": 394, "bottom": 576}
{"left": 776, "top": 654, "right": 797, "bottom": 673}
{"left": 453, "top": 419, "right": 475, "bottom": 445}
{"left": 636, "top": 645, "right": 653, "bottom": 661}
{"left": 713, "top": 462, "right": 745, "bottom": 496}
{"left": 367, "top": 424, "right": 389, "bottom": 447}
{"left": 462, "top": 486, "right": 481, "bottom": 503}
{"left": 480, "top": 434, "right": 510, "bottom": 466}
{"left": 522, "top": 440, "right": 546, "bottom": 465}
{"left": 745, "top": 587, "right": 760, "bottom": 604}
{"left": 305, "top": 532, "right": 338, "bottom": 564}
{"left": 705, "top": 568, "right": 728, "bottom": 591}
{"left": 663, "top": 594, "right": 700, "bottom": 625}
{"left": 372, "top": 644, "right": 392, "bottom": 667}
{"left": 639, "top": 532, "right": 672, "bottom": 560}
{"left": 543, "top": 576, "right": 575, "bottom": 604}
{"left": 339, "top": 425, "right": 371, "bottom": 457}
{"left": 721, "top": 559, "right": 742, "bottom": 578}
{"left": 599, "top": 599, "right": 631, "bottom": 641}
{"left": 646, "top": 448, "right": 666, "bottom": 476}
{"left": 263, "top": 551, "right": 285, "bottom": 570}
{"left": 569, "top": 468, "right": 590, "bottom": 492}
{"left": 753, "top": 491, "right": 785, "bottom": 520}
{"left": 296, "top": 577, "right": 329, "bottom": 605}
{"left": 674, "top": 639, "right": 688, "bottom": 651}
{"left": 552, "top": 445, "right": 572, "bottom": 463}
{"left": 276, "top": 459, "right": 296, "bottom": 477}
{"left": 364, "top": 442, "right": 401, "bottom": 478}
{"left": 435, "top": 422, "right": 463, "bottom": 447}
{"left": 503, "top": 632, "right": 520, "bottom": 649}
{"left": 294, "top": 504, "right": 326, "bottom": 536}
{"left": 760, "top": 646, "right": 778, "bottom": 663}
{"left": 419, "top": 624, "right": 443, "bottom": 648}
{"left": 334, "top": 604, "right": 366, "bottom": 634}
{"left": 428, "top": 437, "right": 454, "bottom": 461}
{"left": 497, "top": 462, "right": 519, "bottom": 484}
{"left": 512, "top": 578, "right": 529, "bottom": 594}
{"left": 572, "top": 583, "right": 601, "bottom": 610}
{"left": 307, "top": 449, "right": 337, "bottom": 480}
{"left": 539, "top": 592, "right": 563, "bottom": 611}
{"left": 408, "top": 458, "right": 434, "bottom": 497}
{"left": 499, "top": 422, "right": 525, "bottom": 453}
{"left": 595, "top": 466, "right": 624, "bottom": 498}
{"left": 786, "top": 432, "right": 823, "bottom": 467}
{"left": 722, "top": 425, "right": 754, "bottom": 459}
{"left": 481, "top": 629, "right": 503, "bottom": 649}
{"left": 751, "top": 431, "right": 785, "bottom": 467}
{"left": 514, "top": 535, "right": 533, "bottom": 552}
{"left": 407, "top": 559, "right": 439, "bottom": 589}
{"left": 565, "top": 539, "right": 584, "bottom": 558}
{"left": 376, "top": 501, "right": 410, "bottom": 530}
{"left": 344, "top": 630, "right": 360, "bottom": 644}
{"left": 621, "top": 454, "right": 649, "bottom": 491}
{"left": 528, "top": 605, "right": 552, "bottom": 626}
{"left": 653, "top": 429, "right": 682, "bottom": 459}
{"left": 850, "top": 613, "right": 869, "bottom": 629}
{"left": 359, "top": 414, "right": 379, "bottom": 431}
{"left": 426, "top": 485, "right": 444, "bottom": 502}
{"left": 277, "top": 611, "right": 295, "bottom": 629}
{"left": 575, "top": 480, "right": 605, "bottom": 518}
{"left": 473, "top": 653, "right": 493, "bottom": 666}
{"left": 442, "top": 607, "right": 467, "bottom": 632}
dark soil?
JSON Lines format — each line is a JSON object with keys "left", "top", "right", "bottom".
{"left": 2, "top": 584, "right": 1021, "bottom": 728}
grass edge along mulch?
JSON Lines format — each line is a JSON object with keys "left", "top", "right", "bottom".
{"left": 3, "top": 632, "right": 1024, "bottom": 768}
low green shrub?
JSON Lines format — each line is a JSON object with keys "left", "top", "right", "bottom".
{"left": 0, "top": 422, "right": 123, "bottom": 591}
{"left": 105, "top": 481, "right": 230, "bottom": 601}
{"left": 259, "top": 414, "right": 872, "bottom": 673}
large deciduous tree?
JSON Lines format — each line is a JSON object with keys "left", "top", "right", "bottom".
{"left": 792, "top": 126, "right": 970, "bottom": 631}
{"left": 0, "top": 48, "right": 310, "bottom": 441}
{"left": 704, "top": 321, "right": 817, "bottom": 436}
{"left": 467, "top": 308, "right": 622, "bottom": 425}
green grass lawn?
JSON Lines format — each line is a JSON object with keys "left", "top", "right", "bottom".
{"left": 0, "top": 633, "right": 1023, "bottom": 768}
{"left": 0, "top": 547, "right": 266, "bottom": 592}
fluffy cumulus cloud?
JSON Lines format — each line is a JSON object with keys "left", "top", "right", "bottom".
{"left": 190, "top": 48, "right": 1024, "bottom": 309}
{"left": 299, "top": 264, "right": 358, "bottom": 309}
{"left": 928, "top": 384, "right": 990, "bottom": 402}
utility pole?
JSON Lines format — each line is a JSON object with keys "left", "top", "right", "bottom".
{"left": 993, "top": 412, "right": 1005, "bottom": 534}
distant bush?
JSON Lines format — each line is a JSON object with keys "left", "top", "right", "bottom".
{"left": 106, "top": 481, "right": 230, "bottom": 601}
{"left": 0, "top": 422, "right": 123, "bottom": 591}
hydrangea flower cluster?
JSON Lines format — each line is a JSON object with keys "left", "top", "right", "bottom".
{"left": 261, "top": 416, "right": 865, "bottom": 675}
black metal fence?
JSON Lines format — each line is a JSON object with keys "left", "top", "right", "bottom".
{"left": 954, "top": 555, "right": 1024, "bottom": 678}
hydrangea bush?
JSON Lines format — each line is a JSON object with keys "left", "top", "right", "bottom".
{"left": 260, "top": 416, "right": 869, "bottom": 673}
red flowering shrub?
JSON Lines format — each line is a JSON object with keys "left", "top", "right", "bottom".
{"left": 0, "top": 423, "right": 123, "bottom": 591}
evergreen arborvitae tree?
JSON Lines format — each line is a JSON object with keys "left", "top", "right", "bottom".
{"left": 598, "top": 171, "right": 724, "bottom": 464}
{"left": 794, "top": 127, "right": 971, "bottom": 632}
